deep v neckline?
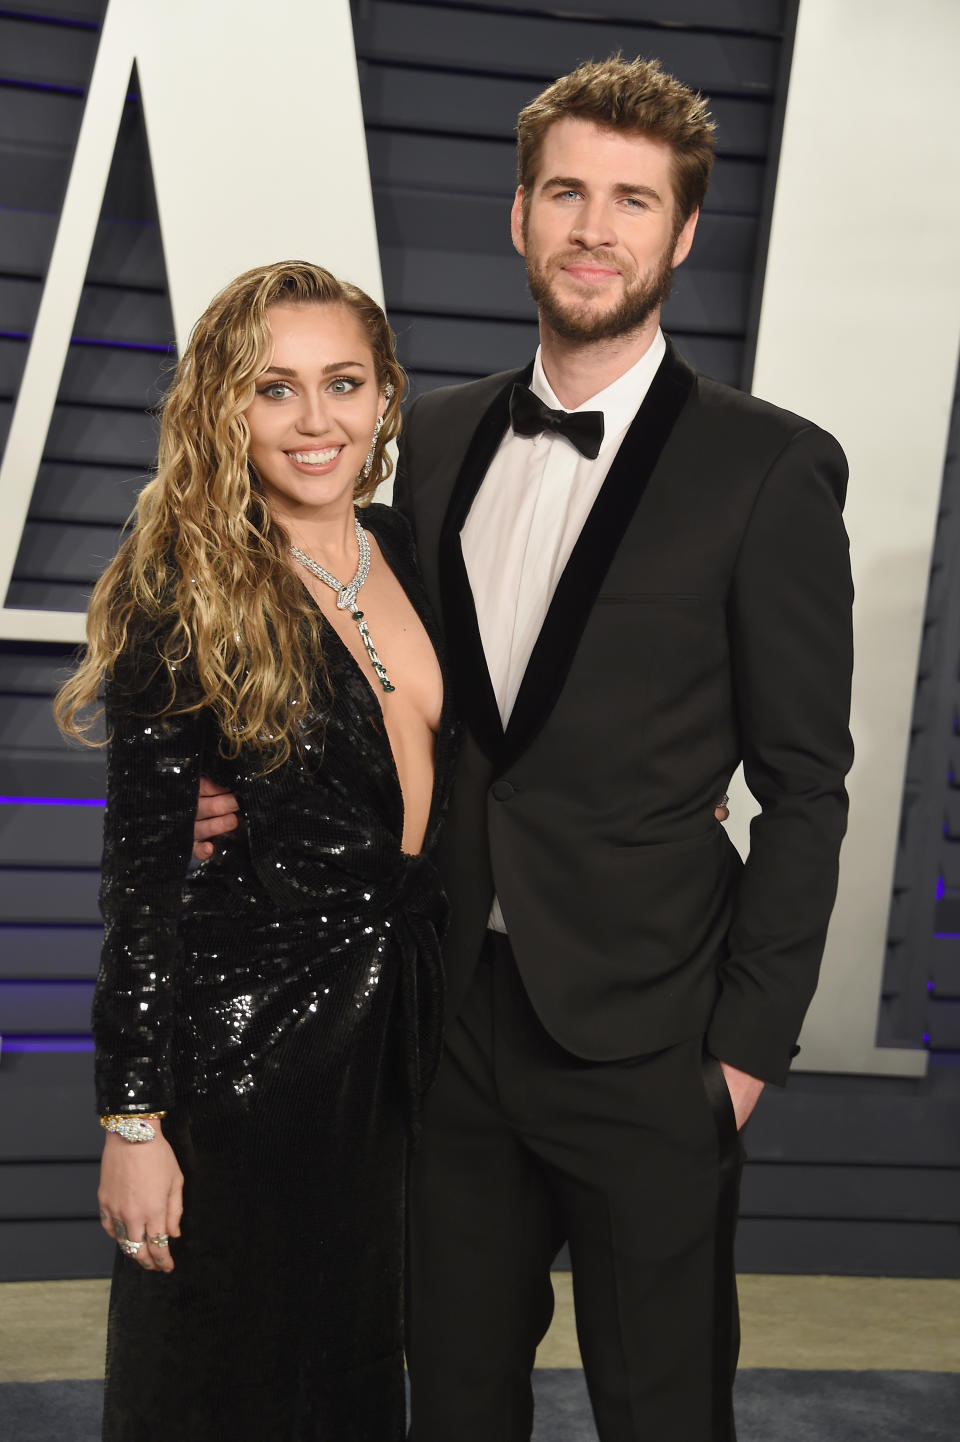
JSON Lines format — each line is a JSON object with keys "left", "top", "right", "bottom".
{"left": 296, "top": 507, "right": 447, "bottom": 857}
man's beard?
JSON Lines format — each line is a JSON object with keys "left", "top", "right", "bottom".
{"left": 525, "top": 242, "right": 675, "bottom": 344}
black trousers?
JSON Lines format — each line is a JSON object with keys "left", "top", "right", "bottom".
{"left": 406, "top": 932, "right": 742, "bottom": 1442}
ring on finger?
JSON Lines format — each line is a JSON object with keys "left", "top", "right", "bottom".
{"left": 148, "top": 1234, "right": 170, "bottom": 1247}
{"left": 119, "top": 1238, "right": 143, "bottom": 1257}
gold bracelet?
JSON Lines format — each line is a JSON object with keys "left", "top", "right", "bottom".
{"left": 99, "top": 1113, "right": 166, "bottom": 1143}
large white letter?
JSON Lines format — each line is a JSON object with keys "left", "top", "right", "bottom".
{"left": 0, "top": 0, "right": 379, "bottom": 643}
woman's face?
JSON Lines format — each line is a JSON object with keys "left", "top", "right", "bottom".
{"left": 245, "top": 301, "right": 385, "bottom": 526}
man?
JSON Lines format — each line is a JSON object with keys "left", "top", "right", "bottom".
{"left": 196, "top": 56, "right": 853, "bottom": 1442}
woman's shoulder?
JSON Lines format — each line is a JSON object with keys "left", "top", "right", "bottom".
{"left": 108, "top": 603, "right": 199, "bottom": 712}
{"left": 360, "top": 502, "right": 415, "bottom": 563}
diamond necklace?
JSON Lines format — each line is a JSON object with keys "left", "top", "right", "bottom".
{"left": 289, "top": 518, "right": 396, "bottom": 693}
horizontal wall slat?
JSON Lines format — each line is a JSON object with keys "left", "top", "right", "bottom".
{"left": 28, "top": 463, "right": 146, "bottom": 525}
{"left": 0, "top": 337, "right": 26, "bottom": 404}
{"left": 0, "top": 14, "right": 99, "bottom": 89}
{"left": 359, "top": 67, "right": 773, "bottom": 156}
{"left": 0, "top": 692, "right": 79, "bottom": 749}
{"left": 356, "top": 2, "right": 780, "bottom": 94}
{"left": 0, "top": 979, "right": 94, "bottom": 1032}
{"left": 44, "top": 406, "right": 157, "bottom": 467}
{"left": 0, "top": 276, "right": 170, "bottom": 347}
{"left": 5, "top": 580, "right": 93, "bottom": 610}
{"left": 0, "top": 696, "right": 77, "bottom": 752}
{"left": 740, "top": 1162, "right": 960, "bottom": 1224}
{"left": 0, "top": 755, "right": 105, "bottom": 794}
{"left": 736, "top": 1217, "right": 960, "bottom": 1278}
{"left": 2, "top": 1, "right": 105, "bottom": 22}
{"left": 0, "top": 868, "right": 100, "bottom": 924}
{"left": 0, "top": 1219, "right": 110, "bottom": 1281}
{"left": 420, "top": 0, "right": 786, "bottom": 32}
{"left": 391, "top": 311, "right": 743, "bottom": 388}
{"left": 364, "top": 132, "right": 766, "bottom": 213}
{"left": 392, "top": 309, "right": 537, "bottom": 375}
{"left": 0, "top": 274, "right": 40, "bottom": 334}
{"left": 0, "top": 1051, "right": 99, "bottom": 1160}
{"left": 928, "top": 998, "right": 960, "bottom": 1048}
{"left": 747, "top": 1084, "right": 959, "bottom": 1167}
{"left": 0, "top": 1160, "right": 100, "bottom": 1220}
{"left": 667, "top": 336, "right": 741, "bottom": 386}
{"left": 0, "top": 651, "right": 83, "bottom": 695}
{"left": 2, "top": 339, "right": 166, "bottom": 421}
{"left": 0, "top": 926, "right": 102, "bottom": 978}
{"left": 15, "top": 521, "right": 122, "bottom": 584}
{"left": 374, "top": 189, "right": 757, "bottom": 262}
{"left": 380, "top": 251, "right": 750, "bottom": 332}
{"left": 0, "top": 206, "right": 166, "bottom": 289}
{"left": 0, "top": 800, "right": 103, "bottom": 868}
{"left": 72, "top": 286, "right": 172, "bottom": 345}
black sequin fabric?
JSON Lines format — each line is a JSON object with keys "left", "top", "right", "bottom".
{"left": 95, "top": 505, "right": 455, "bottom": 1441}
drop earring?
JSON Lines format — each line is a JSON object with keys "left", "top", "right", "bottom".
{"left": 361, "top": 415, "right": 384, "bottom": 481}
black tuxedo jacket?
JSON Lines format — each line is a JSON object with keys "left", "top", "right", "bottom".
{"left": 395, "top": 340, "right": 854, "bottom": 1086}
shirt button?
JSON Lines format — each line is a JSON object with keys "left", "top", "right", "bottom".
{"left": 491, "top": 780, "right": 516, "bottom": 801}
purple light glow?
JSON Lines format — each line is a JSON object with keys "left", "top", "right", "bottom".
{"left": 0, "top": 9, "right": 99, "bottom": 30}
{"left": 0, "top": 978, "right": 94, "bottom": 986}
{"left": 936, "top": 875, "right": 945, "bottom": 901}
{"left": 1, "top": 1035, "right": 94, "bottom": 1053}
{"left": 70, "top": 336, "right": 175, "bottom": 354}
{"left": 0, "top": 76, "right": 85, "bottom": 97}
{"left": 922, "top": 1032, "right": 931, "bottom": 1046}
{"left": 0, "top": 796, "right": 105, "bottom": 806}
{"left": 933, "top": 932, "right": 960, "bottom": 939}
{"left": 1, "top": 330, "right": 174, "bottom": 354}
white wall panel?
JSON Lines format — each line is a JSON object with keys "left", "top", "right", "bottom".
{"left": 727, "top": 0, "right": 960, "bottom": 1075}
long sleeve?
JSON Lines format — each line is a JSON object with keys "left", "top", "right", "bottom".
{"left": 706, "top": 424, "right": 855, "bottom": 1084}
{"left": 93, "top": 650, "right": 209, "bottom": 1115}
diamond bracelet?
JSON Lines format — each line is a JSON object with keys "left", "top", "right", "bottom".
{"left": 99, "top": 1113, "right": 166, "bottom": 1143}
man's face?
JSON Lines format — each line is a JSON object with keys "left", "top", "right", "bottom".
{"left": 511, "top": 118, "right": 698, "bottom": 344}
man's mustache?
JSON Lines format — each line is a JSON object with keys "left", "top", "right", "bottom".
{"left": 541, "top": 249, "right": 631, "bottom": 278}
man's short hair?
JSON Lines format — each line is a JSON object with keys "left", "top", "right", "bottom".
{"left": 516, "top": 55, "right": 716, "bottom": 229}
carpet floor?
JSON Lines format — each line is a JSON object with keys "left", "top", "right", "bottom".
{"left": 2, "top": 1370, "right": 959, "bottom": 1441}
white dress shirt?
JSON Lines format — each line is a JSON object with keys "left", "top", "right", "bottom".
{"left": 461, "top": 328, "right": 666, "bottom": 931}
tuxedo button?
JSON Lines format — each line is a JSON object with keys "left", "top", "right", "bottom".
{"left": 491, "top": 780, "right": 515, "bottom": 801}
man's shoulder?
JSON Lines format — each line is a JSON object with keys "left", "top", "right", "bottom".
{"left": 686, "top": 366, "right": 841, "bottom": 454}
{"left": 406, "top": 367, "right": 524, "bottom": 432}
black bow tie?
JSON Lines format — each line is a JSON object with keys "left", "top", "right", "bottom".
{"left": 509, "top": 383, "right": 604, "bottom": 461}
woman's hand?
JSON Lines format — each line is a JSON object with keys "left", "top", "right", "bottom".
{"left": 193, "top": 776, "right": 240, "bottom": 862}
{"left": 98, "top": 1129, "right": 184, "bottom": 1273}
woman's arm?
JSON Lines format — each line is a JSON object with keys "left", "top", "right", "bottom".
{"left": 94, "top": 650, "right": 209, "bottom": 1271}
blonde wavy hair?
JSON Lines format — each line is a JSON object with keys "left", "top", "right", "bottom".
{"left": 54, "top": 260, "right": 406, "bottom": 769}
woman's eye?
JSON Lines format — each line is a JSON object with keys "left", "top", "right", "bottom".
{"left": 257, "top": 382, "right": 292, "bottom": 400}
{"left": 329, "top": 377, "right": 360, "bottom": 394}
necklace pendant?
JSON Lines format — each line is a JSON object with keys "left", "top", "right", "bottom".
{"left": 356, "top": 616, "right": 397, "bottom": 694}
{"left": 289, "top": 520, "right": 396, "bottom": 693}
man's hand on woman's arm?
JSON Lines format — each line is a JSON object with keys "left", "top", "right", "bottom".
{"left": 193, "top": 776, "right": 240, "bottom": 861}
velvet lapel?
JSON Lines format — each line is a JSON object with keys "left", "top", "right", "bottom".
{"left": 501, "top": 340, "right": 696, "bottom": 767}
{"left": 437, "top": 363, "right": 531, "bottom": 763}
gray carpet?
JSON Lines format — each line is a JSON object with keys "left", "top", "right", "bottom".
{"left": 1, "top": 1371, "right": 958, "bottom": 1440}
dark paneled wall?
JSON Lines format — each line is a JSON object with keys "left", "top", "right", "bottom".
{"left": 1, "top": 0, "right": 958, "bottom": 1283}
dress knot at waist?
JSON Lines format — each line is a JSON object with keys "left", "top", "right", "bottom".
{"left": 372, "top": 850, "right": 448, "bottom": 1136}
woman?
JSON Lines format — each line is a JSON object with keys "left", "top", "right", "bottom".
{"left": 55, "top": 261, "right": 455, "bottom": 1441}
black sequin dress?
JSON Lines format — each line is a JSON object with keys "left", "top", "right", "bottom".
{"left": 94, "top": 506, "right": 455, "bottom": 1442}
